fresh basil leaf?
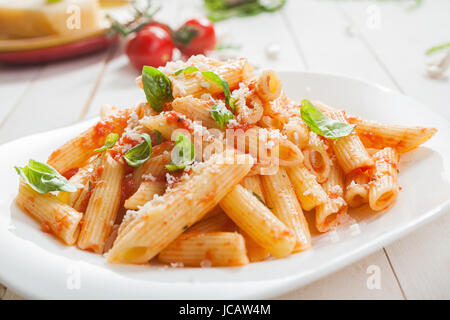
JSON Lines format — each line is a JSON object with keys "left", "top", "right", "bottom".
{"left": 154, "top": 130, "right": 163, "bottom": 145}
{"left": 15, "top": 159, "right": 76, "bottom": 194}
{"left": 142, "top": 66, "right": 173, "bottom": 112}
{"left": 165, "top": 134, "right": 195, "bottom": 171}
{"left": 210, "top": 103, "right": 233, "bottom": 129}
{"left": 300, "top": 99, "right": 355, "bottom": 139}
{"left": 124, "top": 133, "right": 153, "bottom": 167}
{"left": 94, "top": 133, "right": 118, "bottom": 152}
{"left": 201, "top": 71, "right": 236, "bottom": 112}
{"left": 174, "top": 66, "right": 199, "bottom": 76}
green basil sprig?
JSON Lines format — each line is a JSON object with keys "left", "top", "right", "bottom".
{"left": 201, "top": 71, "right": 236, "bottom": 112}
{"left": 94, "top": 133, "right": 119, "bottom": 153}
{"left": 300, "top": 99, "right": 355, "bottom": 139}
{"left": 15, "top": 160, "right": 77, "bottom": 194}
{"left": 142, "top": 66, "right": 173, "bottom": 112}
{"left": 124, "top": 133, "right": 153, "bottom": 167}
{"left": 174, "top": 66, "right": 199, "bottom": 76}
{"left": 165, "top": 134, "right": 195, "bottom": 171}
{"left": 210, "top": 103, "right": 233, "bottom": 129}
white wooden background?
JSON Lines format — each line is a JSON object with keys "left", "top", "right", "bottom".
{"left": 1, "top": 0, "right": 449, "bottom": 300}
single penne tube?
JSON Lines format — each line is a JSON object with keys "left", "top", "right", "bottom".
{"left": 47, "top": 108, "right": 132, "bottom": 174}
{"left": 220, "top": 184, "right": 296, "bottom": 258}
{"left": 77, "top": 153, "right": 125, "bottom": 254}
{"left": 258, "top": 115, "right": 284, "bottom": 130}
{"left": 316, "top": 159, "right": 348, "bottom": 233}
{"left": 326, "top": 110, "right": 374, "bottom": 174}
{"left": 303, "top": 132, "right": 331, "bottom": 183}
{"left": 186, "top": 212, "right": 232, "bottom": 233}
{"left": 171, "top": 96, "right": 219, "bottom": 129}
{"left": 283, "top": 117, "right": 309, "bottom": 149}
{"left": 240, "top": 230, "right": 270, "bottom": 262}
{"left": 16, "top": 181, "right": 83, "bottom": 245}
{"left": 255, "top": 70, "right": 282, "bottom": 102}
{"left": 369, "top": 147, "right": 399, "bottom": 211}
{"left": 234, "top": 88, "right": 264, "bottom": 125}
{"left": 261, "top": 168, "right": 311, "bottom": 252}
{"left": 344, "top": 169, "right": 369, "bottom": 208}
{"left": 241, "top": 175, "right": 265, "bottom": 201}
{"left": 107, "top": 152, "right": 253, "bottom": 264}
{"left": 261, "top": 92, "right": 292, "bottom": 124}
{"left": 124, "top": 180, "right": 166, "bottom": 210}
{"left": 286, "top": 165, "right": 328, "bottom": 211}
{"left": 346, "top": 116, "right": 437, "bottom": 153}
{"left": 158, "top": 232, "right": 249, "bottom": 267}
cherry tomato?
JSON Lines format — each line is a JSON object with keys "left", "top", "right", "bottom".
{"left": 126, "top": 25, "right": 174, "bottom": 71}
{"left": 176, "top": 17, "right": 216, "bottom": 57}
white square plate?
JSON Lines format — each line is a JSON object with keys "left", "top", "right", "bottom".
{"left": 0, "top": 71, "right": 449, "bottom": 299}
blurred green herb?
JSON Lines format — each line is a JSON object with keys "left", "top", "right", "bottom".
{"left": 106, "top": 1, "right": 161, "bottom": 38}
{"left": 426, "top": 42, "right": 450, "bottom": 55}
{"left": 204, "top": 0, "right": 286, "bottom": 22}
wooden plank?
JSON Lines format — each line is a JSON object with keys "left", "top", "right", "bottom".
{"left": 339, "top": 0, "right": 450, "bottom": 299}
{"left": 282, "top": 0, "right": 396, "bottom": 89}
{"left": 340, "top": 0, "right": 450, "bottom": 119}
{"left": 0, "top": 50, "right": 110, "bottom": 144}
{"left": 276, "top": 251, "right": 404, "bottom": 299}
{"left": 0, "top": 65, "right": 42, "bottom": 126}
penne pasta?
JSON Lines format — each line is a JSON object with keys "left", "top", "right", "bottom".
{"left": 16, "top": 181, "right": 82, "bottom": 245}
{"left": 77, "top": 152, "right": 125, "bottom": 253}
{"left": 240, "top": 230, "right": 271, "bottom": 262}
{"left": 107, "top": 153, "right": 253, "bottom": 264}
{"left": 303, "top": 131, "right": 331, "bottom": 183}
{"left": 220, "top": 184, "right": 296, "bottom": 258}
{"left": 286, "top": 165, "right": 328, "bottom": 211}
{"left": 344, "top": 169, "right": 369, "bottom": 208}
{"left": 158, "top": 232, "right": 249, "bottom": 267}
{"left": 186, "top": 212, "right": 232, "bottom": 233}
{"left": 47, "top": 108, "right": 132, "bottom": 174}
{"left": 171, "top": 96, "right": 219, "bottom": 129}
{"left": 369, "top": 147, "right": 399, "bottom": 211}
{"left": 315, "top": 159, "right": 348, "bottom": 233}
{"left": 261, "top": 168, "right": 311, "bottom": 252}
{"left": 283, "top": 117, "right": 310, "bottom": 150}
{"left": 124, "top": 180, "right": 166, "bottom": 210}
{"left": 326, "top": 110, "right": 373, "bottom": 174}
{"left": 255, "top": 70, "right": 282, "bottom": 102}
{"left": 346, "top": 116, "right": 437, "bottom": 153}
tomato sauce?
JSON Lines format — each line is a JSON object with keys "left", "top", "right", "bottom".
{"left": 121, "top": 173, "right": 136, "bottom": 204}
{"left": 62, "top": 168, "right": 79, "bottom": 180}
{"left": 166, "top": 111, "right": 192, "bottom": 131}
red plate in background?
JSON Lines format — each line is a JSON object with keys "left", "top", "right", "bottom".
{"left": 0, "top": 33, "right": 119, "bottom": 65}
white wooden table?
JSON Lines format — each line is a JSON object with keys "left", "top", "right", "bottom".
{"left": 1, "top": 0, "right": 449, "bottom": 300}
